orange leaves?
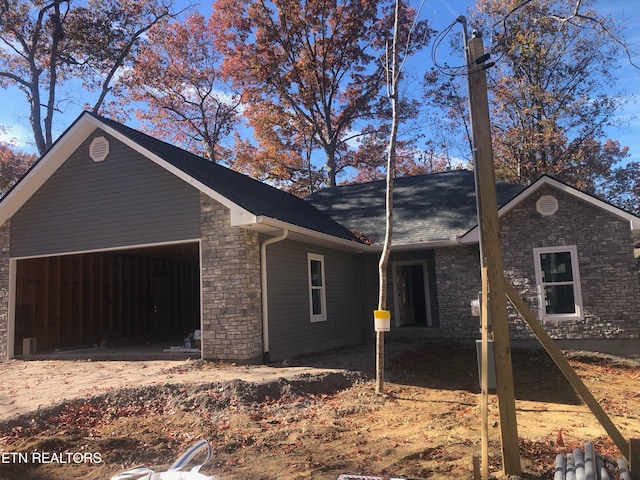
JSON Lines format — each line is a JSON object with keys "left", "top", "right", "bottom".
{"left": 0, "top": 142, "right": 36, "bottom": 196}
{"left": 437, "top": 0, "right": 636, "bottom": 204}
{"left": 211, "top": 0, "right": 415, "bottom": 188}
{"left": 121, "top": 10, "right": 241, "bottom": 164}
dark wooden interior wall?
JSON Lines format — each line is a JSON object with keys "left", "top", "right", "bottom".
{"left": 14, "top": 252, "right": 199, "bottom": 352}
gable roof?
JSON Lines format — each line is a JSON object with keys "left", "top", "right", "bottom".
{"left": 306, "top": 170, "right": 525, "bottom": 247}
{"left": 461, "top": 175, "right": 640, "bottom": 243}
{"left": 5, "top": 113, "right": 637, "bottom": 253}
{"left": 307, "top": 171, "right": 640, "bottom": 248}
{"left": 0, "top": 112, "right": 361, "bottom": 249}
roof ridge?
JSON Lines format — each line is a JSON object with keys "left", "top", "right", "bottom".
{"left": 313, "top": 169, "right": 476, "bottom": 194}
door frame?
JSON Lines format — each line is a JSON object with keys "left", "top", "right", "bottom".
{"left": 391, "top": 260, "right": 433, "bottom": 327}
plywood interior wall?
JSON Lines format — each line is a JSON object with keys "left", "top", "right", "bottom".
{"left": 14, "top": 250, "right": 200, "bottom": 353}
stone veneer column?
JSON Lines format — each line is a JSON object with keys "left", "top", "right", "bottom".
{"left": 433, "top": 245, "right": 482, "bottom": 338}
{"left": 0, "top": 221, "right": 9, "bottom": 359}
{"left": 199, "top": 194, "right": 262, "bottom": 362}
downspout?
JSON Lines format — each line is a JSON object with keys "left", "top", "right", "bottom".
{"left": 260, "top": 228, "right": 288, "bottom": 362}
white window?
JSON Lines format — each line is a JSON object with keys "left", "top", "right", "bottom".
{"left": 308, "top": 253, "right": 327, "bottom": 322}
{"left": 533, "top": 246, "right": 583, "bottom": 320}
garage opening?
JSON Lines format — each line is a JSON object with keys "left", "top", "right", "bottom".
{"left": 13, "top": 242, "right": 200, "bottom": 356}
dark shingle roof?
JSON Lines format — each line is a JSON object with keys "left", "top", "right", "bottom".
{"left": 305, "top": 170, "right": 525, "bottom": 246}
{"left": 91, "top": 113, "right": 357, "bottom": 242}
{"left": 88, "top": 114, "right": 525, "bottom": 247}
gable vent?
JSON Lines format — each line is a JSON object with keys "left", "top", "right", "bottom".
{"left": 536, "top": 195, "right": 558, "bottom": 216}
{"left": 90, "top": 136, "right": 110, "bottom": 162}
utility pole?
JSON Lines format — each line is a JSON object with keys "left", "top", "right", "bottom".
{"left": 462, "top": 20, "right": 522, "bottom": 477}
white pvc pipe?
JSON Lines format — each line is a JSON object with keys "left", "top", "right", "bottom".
{"left": 584, "top": 442, "right": 595, "bottom": 480}
{"left": 554, "top": 454, "right": 566, "bottom": 480}
{"left": 573, "top": 448, "right": 585, "bottom": 480}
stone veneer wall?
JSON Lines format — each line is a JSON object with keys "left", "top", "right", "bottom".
{"left": 200, "top": 194, "right": 262, "bottom": 361}
{"left": 433, "top": 244, "right": 482, "bottom": 338}
{"left": 501, "top": 185, "right": 640, "bottom": 342}
{"left": 431, "top": 185, "right": 640, "bottom": 344}
{"left": 0, "top": 221, "right": 8, "bottom": 358}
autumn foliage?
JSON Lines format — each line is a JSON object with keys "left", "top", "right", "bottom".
{"left": 119, "top": 12, "right": 242, "bottom": 163}
{"left": 0, "top": 0, "right": 178, "bottom": 154}
{"left": 424, "top": 0, "right": 638, "bottom": 213}
{"left": 211, "top": 0, "right": 432, "bottom": 189}
{"left": 0, "top": 142, "right": 36, "bottom": 197}
{"left": 0, "top": 0, "right": 637, "bottom": 209}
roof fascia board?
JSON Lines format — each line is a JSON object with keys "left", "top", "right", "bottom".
{"left": 252, "top": 216, "right": 371, "bottom": 252}
{"left": 250, "top": 217, "right": 461, "bottom": 252}
{"left": 502, "top": 176, "right": 640, "bottom": 228}
{"left": 460, "top": 228, "right": 480, "bottom": 244}
{"left": 460, "top": 176, "right": 640, "bottom": 243}
{"left": 0, "top": 114, "right": 100, "bottom": 225}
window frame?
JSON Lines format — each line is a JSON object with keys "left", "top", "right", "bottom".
{"left": 533, "top": 245, "right": 584, "bottom": 320}
{"left": 307, "top": 253, "right": 327, "bottom": 322}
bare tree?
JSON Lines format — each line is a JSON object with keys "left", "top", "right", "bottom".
{"left": 376, "top": 0, "right": 425, "bottom": 394}
{"left": 0, "top": 0, "right": 181, "bottom": 154}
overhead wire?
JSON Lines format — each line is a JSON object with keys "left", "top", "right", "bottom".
{"left": 430, "top": 17, "right": 469, "bottom": 77}
{"left": 429, "top": 0, "right": 539, "bottom": 78}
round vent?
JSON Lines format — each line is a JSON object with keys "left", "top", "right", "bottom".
{"left": 90, "top": 136, "right": 110, "bottom": 162}
{"left": 536, "top": 195, "right": 558, "bottom": 216}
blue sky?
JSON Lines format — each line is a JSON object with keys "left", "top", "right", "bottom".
{"left": 1, "top": 0, "right": 638, "bottom": 166}
{"left": 423, "top": 0, "right": 640, "bottom": 165}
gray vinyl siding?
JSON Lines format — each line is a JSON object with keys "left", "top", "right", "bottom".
{"left": 11, "top": 130, "right": 201, "bottom": 257}
{"left": 266, "top": 239, "right": 363, "bottom": 360}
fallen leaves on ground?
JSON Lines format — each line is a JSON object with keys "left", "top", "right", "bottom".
{"left": 0, "top": 344, "right": 638, "bottom": 480}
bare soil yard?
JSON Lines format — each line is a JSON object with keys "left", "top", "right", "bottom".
{"left": 1, "top": 341, "right": 639, "bottom": 480}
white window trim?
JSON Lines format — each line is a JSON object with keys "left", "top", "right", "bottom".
{"left": 307, "top": 253, "right": 327, "bottom": 322}
{"left": 533, "top": 245, "right": 584, "bottom": 321}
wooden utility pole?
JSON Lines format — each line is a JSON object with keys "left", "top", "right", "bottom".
{"left": 464, "top": 25, "right": 522, "bottom": 476}
{"left": 460, "top": 20, "right": 637, "bottom": 480}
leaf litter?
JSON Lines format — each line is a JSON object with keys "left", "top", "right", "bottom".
{"left": 0, "top": 343, "right": 638, "bottom": 480}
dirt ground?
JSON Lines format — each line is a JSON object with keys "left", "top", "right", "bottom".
{"left": 0, "top": 341, "right": 639, "bottom": 480}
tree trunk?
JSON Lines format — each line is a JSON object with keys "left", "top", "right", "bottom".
{"left": 325, "top": 148, "right": 337, "bottom": 187}
{"left": 376, "top": 0, "right": 401, "bottom": 395}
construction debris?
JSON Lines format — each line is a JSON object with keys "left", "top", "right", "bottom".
{"left": 554, "top": 442, "right": 632, "bottom": 480}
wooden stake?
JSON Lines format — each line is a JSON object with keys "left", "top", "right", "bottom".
{"left": 472, "top": 455, "right": 481, "bottom": 480}
{"left": 480, "top": 266, "right": 489, "bottom": 480}
{"left": 503, "top": 280, "right": 629, "bottom": 457}
{"left": 376, "top": 330, "right": 384, "bottom": 394}
{"left": 630, "top": 438, "right": 639, "bottom": 480}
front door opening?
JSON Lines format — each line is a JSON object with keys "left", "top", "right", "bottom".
{"left": 394, "top": 262, "right": 432, "bottom": 327}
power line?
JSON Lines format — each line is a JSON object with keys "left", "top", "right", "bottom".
{"left": 430, "top": 0, "right": 536, "bottom": 77}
